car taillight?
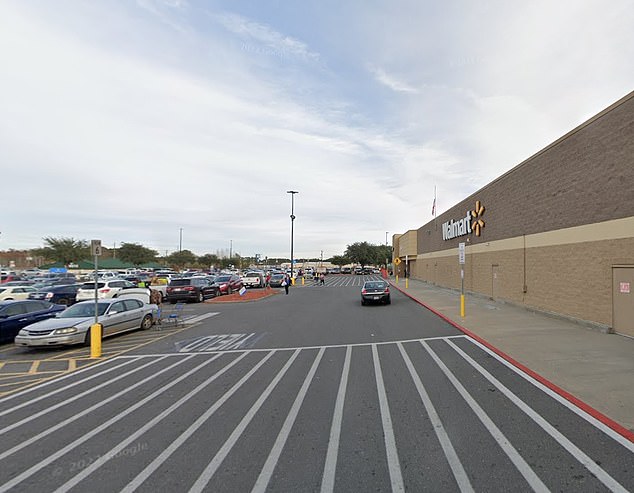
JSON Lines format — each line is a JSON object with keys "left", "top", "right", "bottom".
{"left": 385, "top": 287, "right": 390, "bottom": 293}
{"left": 184, "top": 286, "right": 195, "bottom": 291}
{"left": 361, "top": 289, "right": 367, "bottom": 294}
{"left": 99, "top": 288, "right": 111, "bottom": 293}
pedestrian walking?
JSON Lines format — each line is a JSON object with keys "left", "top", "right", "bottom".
{"left": 282, "top": 274, "right": 291, "bottom": 295}
{"left": 319, "top": 273, "right": 325, "bottom": 285}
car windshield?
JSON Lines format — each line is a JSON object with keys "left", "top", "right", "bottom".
{"left": 58, "top": 303, "right": 109, "bottom": 318}
{"left": 215, "top": 276, "right": 230, "bottom": 282}
{"left": 169, "top": 279, "right": 192, "bottom": 286}
{"left": 365, "top": 282, "right": 386, "bottom": 289}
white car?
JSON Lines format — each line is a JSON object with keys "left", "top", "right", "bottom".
{"left": 76, "top": 279, "right": 137, "bottom": 301}
{"left": 0, "top": 286, "right": 38, "bottom": 301}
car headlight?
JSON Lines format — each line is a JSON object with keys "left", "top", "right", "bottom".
{"left": 18, "top": 329, "right": 28, "bottom": 336}
{"left": 54, "top": 327, "right": 78, "bottom": 335}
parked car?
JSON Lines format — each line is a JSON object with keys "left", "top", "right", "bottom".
{"left": 14, "top": 298, "right": 157, "bottom": 347}
{"left": 75, "top": 279, "right": 137, "bottom": 301}
{"left": 214, "top": 274, "right": 243, "bottom": 295}
{"left": 0, "top": 286, "right": 39, "bottom": 301}
{"left": 269, "top": 273, "right": 285, "bottom": 288}
{"left": 360, "top": 280, "right": 391, "bottom": 305}
{"left": 240, "top": 271, "right": 265, "bottom": 288}
{"left": 166, "top": 277, "right": 219, "bottom": 303}
{"left": 0, "top": 300, "right": 67, "bottom": 344}
{"left": 28, "top": 284, "right": 82, "bottom": 306}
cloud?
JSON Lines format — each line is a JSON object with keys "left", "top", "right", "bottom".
{"left": 368, "top": 65, "right": 418, "bottom": 94}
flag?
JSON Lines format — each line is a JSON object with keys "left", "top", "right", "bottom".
{"left": 431, "top": 197, "right": 436, "bottom": 216}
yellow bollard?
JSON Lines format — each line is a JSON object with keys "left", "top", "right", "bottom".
{"left": 291, "top": 277, "right": 295, "bottom": 286}
{"left": 405, "top": 278, "right": 408, "bottom": 289}
{"left": 90, "top": 323, "right": 102, "bottom": 358}
{"left": 460, "top": 294, "right": 465, "bottom": 317}
{"left": 302, "top": 277, "right": 305, "bottom": 285}
{"left": 396, "top": 275, "right": 399, "bottom": 284}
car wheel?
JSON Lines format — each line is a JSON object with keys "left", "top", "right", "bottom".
{"left": 197, "top": 292, "right": 204, "bottom": 303}
{"left": 228, "top": 287, "right": 233, "bottom": 295}
{"left": 361, "top": 300, "right": 366, "bottom": 306}
{"left": 140, "top": 314, "right": 153, "bottom": 330}
{"left": 386, "top": 296, "right": 391, "bottom": 305}
{"left": 58, "top": 298, "right": 69, "bottom": 306}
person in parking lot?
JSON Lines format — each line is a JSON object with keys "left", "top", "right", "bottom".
{"left": 282, "top": 274, "right": 291, "bottom": 295}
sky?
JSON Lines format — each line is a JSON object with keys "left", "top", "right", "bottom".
{"left": 1, "top": 0, "right": 633, "bottom": 260}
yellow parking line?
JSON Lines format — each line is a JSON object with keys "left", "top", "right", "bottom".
{"left": 68, "top": 359, "right": 77, "bottom": 371}
{"left": 0, "top": 362, "right": 5, "bottom": 370}
{"left": 28, "top": 361, "right": 41, "bottom": 374}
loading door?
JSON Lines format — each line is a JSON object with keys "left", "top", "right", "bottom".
{"left": 612, "top": 266, "right": 634, "bottom": 336}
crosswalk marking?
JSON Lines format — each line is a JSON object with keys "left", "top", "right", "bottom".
{"left": 0, "top": 337, "right": 631, "bottom": 493}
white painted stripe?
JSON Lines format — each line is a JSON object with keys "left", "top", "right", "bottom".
{"left": 396, "top": 343, "right": 474, "bottom": 492}
{"left": 0, "top": 356, "right": 193, "bottom": 463}
{"left": 320, "top": 345, "right": 352, "bottom": 493}
{"left": 0, "top": 357, "right": 139, "bottom": 416}
{"left": 0, "top": 356, "right": 133, "bottom": 404}
{"left": 447, "top": 339, "right": 630, "bottom": 493}
{"left": 0, "top": 354, "right": 213, "bottom": 492}
{"left": 185, "top": 312, "right": 220, "bottom": 324}
{"left": 189, "top": 349, "right": 302, "bottom": 492}
{"left": 372, "top": 344, "right": 404, "bottom": 492}
{"left": 467, "top": 338, "right": 634, "bottom": 453}
{"left": 121, "top": 351, "right": 276, "bottom": 493}
{"left": 56, "top": 352, "right": 251, "bottom": 493}
{"left": 253, "top": 348, "right": 326, "bottom": 493}
{"left": 167, "top": 335, "right": 468, "bottom": 356}
{"left": 420, "top": 341, "right": 549, "bottom": 492}
{"left": 0, "top": 355, "right": 169, "bottom": 436}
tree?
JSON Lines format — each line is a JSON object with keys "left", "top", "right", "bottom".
{"left": 345, "top": 241, "right": 377, "bottom": 267}
{"left": 32, "top": 237, "right": 90, "bottom": 266}
{"left": 118, "top": 243, "right": 158, "bottom": 266}
{"left": 329, "top": 255, "right": 351, "bottom": 267}
{"left": 198, "top": 253, "right": 219, "bottom": 269}
{"left": 166, "top": 250, "right": 197, "bottom": 269}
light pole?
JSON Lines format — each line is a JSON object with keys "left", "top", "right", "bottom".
{"left": 179, "top": 228, "right": 183, "bottom": 252}
{"left": 287, "top": 190, "right": 299, "bottom": 279}
{"left": 385, "top": 232, "right": 389, "bottom": 272}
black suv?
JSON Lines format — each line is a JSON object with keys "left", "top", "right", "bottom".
{"left": 28, "top": 284, "right": 81, "bottom": 306}
{"left": 166, "top": 277, "right": 220, "bottom": 303}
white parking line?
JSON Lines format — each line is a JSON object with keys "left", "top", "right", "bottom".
{"left": 189, "top": 349, "right": 301, "bottom": 492}
{"left": 372, "top": 344, "right": 404, "bottom": 492}
{"left": 447, "top": 339, "right": 630, "bottom": 493}
{"left": 420, "top": 341, "right": 550, "bottom": 492}
{"left": 320, "top": 345, "right": 351, "bottom": 493}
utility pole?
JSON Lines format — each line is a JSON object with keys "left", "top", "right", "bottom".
{"left": 179, "top": 228, "right": 183, "bottom": 252}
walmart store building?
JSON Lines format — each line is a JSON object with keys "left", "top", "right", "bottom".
{"left": 393, "top": 91, "right": 634, "bottom": 337}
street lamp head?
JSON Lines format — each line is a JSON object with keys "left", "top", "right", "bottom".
{"left": 286, "top": 190, "right": 299, "bottom": 194}
{"left": 290, "top": 214, "right": 296, "bottom": 220}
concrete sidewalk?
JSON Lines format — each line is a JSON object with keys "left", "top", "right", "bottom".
{"left": 389, "top": 277, "right": 634, "bottom": 439}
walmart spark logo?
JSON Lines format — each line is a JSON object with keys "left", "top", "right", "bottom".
{"left": 470, "top": 201, "right": 485, "bottom": 236}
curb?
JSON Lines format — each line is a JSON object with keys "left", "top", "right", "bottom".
{"left": 390, "top": 281, "right": 634, "bottom": 444}
{"left": 207, "top": 289, "right": 279, "bottom": 304}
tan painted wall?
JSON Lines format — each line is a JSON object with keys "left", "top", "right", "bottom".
{"left": 414, "top": 234, "right": 634, "bottom": 327}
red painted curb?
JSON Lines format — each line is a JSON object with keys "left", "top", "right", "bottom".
{"left": 391, "top": 282, "right": 634, "bottom": 444}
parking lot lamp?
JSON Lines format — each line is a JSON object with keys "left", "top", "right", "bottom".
{"left": 287, "top": 190, "right": 298, "bottom": 279}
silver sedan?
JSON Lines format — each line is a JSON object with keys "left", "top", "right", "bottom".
{"left": 14, "top": 298, "right": 157, "bottom": 347}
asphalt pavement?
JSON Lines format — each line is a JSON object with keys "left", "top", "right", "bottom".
{"left": 389, "top": 276, "right": 634, "bottom": 439}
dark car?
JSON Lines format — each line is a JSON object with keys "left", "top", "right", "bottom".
{"left": 269, "top": 273, "right": 285, "bottom": 288}
{"left": 0, "top": 300, "right": 66, "bottom": 344}
{"left": 361, "top": 280, "right": 391, "bottom": 305}
{"left": 166, "top": 277, "right": 220, "bottom": 303}
{"left": 28, "top": 284, "right": 82, "bottom": 306}
{"left": 214, "top": 274, "right": 243, "bottom": 295}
